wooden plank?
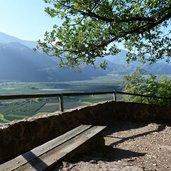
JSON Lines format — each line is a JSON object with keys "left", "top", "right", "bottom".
{"left": 0, "top": 91, "right": 170, "bottom": 101}
{"left": 0, "top": 125, "right": 91, "bottom": 171}
{"left": 16, "top": 126, "right": 106, "bottom": 171}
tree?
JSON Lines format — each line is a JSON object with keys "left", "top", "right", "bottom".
{"left": 123, "top": 68, "right": 171, "bottom": 105}
{"left": 38, "top": 0, "right": 171, "bottom": 68}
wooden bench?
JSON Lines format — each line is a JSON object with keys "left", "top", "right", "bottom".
{"left": 0, "top": 125, "right": 106, "bottom": 171}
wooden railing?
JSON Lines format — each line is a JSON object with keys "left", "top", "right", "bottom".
{"left": 0, "top": 91, "right": 171, "bottom": 112}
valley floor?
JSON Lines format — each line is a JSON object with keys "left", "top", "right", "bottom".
{"left": 55, "top": 121, "right": 171, "bottom": 171}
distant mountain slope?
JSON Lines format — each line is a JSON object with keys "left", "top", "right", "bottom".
{"left": 105, "top": 52, "right": 171, "bottom": 75}
{"left": 105, "top": 50, "right": 128, "bottom": 65}
{"left": 0, "top": 32, "right": 170, "bottom": 82}
{"left": 0, "top": 32, "right": 37, "bottom": 48}
{"left": 144, "top": 63, "right": 171, "bottom": 75}
{"left": 0, "top": 41, "right": 111, "bottom": 82}
{"left": 0, "top": 42, "right": 54, "bottom": 81}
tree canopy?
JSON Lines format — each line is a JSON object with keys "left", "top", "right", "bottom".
{"left": 39, "top": 0, "right": 171, "bottom": 68}
{"left": 123, "top": 68, "right": 171, "bottom": 106}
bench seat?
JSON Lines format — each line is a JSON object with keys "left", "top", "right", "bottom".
{"left": 0, "top": 125, "right": 106, "bottom": 171}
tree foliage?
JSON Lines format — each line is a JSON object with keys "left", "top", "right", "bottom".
{"left": 123, "top": 68, "right": 171, "bottom": 105}
{"left": 38, "top": 0, "right": 171, "bottom": 68}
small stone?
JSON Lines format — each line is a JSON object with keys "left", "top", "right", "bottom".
{"left": 127, "top": 158, "right": 135, "bottom": 162}
{"left": 62, "top": 161, "right": 70, "bottom": 168}
{"left": 90, "top": 160, "right": 97, "bottom": 164}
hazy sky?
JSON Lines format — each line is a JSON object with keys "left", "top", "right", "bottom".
{"left": 0, "top": 1, "right": 170, "bottom": 42}
{"left": 0, "top": 0, "right": 59, "bottom": 41}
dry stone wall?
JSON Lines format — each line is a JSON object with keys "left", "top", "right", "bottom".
{"left": 0, "top": 101, "right": 171, "bottom": 163}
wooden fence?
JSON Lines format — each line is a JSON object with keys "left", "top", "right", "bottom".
{"left": 0, "top": 91, "right": 171, "bottom": 112}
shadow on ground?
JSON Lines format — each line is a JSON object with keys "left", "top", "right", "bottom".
{"left": 66, "top": 121, "right": 166, "bottom": 164}
{"left": 67, "top": 146, "right": 145, "bottom": 164}
{"left": 104, "top": 121, "right": 166, "bottom": 147}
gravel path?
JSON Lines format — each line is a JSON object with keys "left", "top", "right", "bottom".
{"left": 55, "top": 121, "right": 171, "bottom": 171}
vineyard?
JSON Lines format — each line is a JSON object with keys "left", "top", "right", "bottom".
{"left": 0, "top": 79, "right": 122, "bottom": 123}
{"left": 0, "top": 93, "right": 115, "bottom": 123}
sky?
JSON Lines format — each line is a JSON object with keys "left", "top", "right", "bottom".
{"left": 0, "top": 0, "right": 59, "bottom": 41}
{"left": 0, "top": 1, "right": 170, "bottom": 42}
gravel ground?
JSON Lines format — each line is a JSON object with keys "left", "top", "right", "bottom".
{"left": 55, "top": 121, "right": 171, "bottom": 171}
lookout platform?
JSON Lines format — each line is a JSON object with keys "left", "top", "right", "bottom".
{"left": 56, "top": 121, "right": 171, "bottom": 171}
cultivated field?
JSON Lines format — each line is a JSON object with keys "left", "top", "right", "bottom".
{"left": 0, "top": 77, "right": 122, "bottom": 123}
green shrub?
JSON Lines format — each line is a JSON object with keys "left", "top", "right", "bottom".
{"left": 123, "top": 68, "right": 171, "bottom": 106}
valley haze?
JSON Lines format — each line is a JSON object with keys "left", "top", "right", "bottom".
{"left": 0, "top": 32, "right": 171, "bottom": 83}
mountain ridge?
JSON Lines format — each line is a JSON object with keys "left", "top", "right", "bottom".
{"left": 0, "top": 32, "right": 37, "bottom": 48}
{"left": 0, "top": 32, "right": 170, "bottom": 82}
{"left": 0, "top": 34, "right": 111, "bottom": 82}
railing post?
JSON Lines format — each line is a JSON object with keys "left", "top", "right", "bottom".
{"left": 59, "top": 95, "right": 64, "bottom": 112}
{"left": 113, "top": 91, "right": 117, "bottom": 101}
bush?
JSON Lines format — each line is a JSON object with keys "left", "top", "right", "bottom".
{"left": 123, "top": 68, "right": 171, "bottom": 106}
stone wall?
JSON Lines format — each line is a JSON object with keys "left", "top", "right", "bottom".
{"left": 1, "top": 101, "right": 171, "bottom": 163}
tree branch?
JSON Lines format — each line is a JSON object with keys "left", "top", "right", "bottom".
{"left": 81, "top": 10, "right": 156, "bottom": 23}
{"left": 90, "top": 8, "right": 171, "bottom": 51}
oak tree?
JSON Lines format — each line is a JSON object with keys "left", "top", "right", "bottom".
{"left": 39, "top": 0, "right": 171, "bottom": 68}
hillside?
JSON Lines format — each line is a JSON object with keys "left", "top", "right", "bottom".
{"left": 0, "top": 32, "right": 170, "bottom": 82}
{"left": 0, "top": 32, "right": 37, "bottom": 48}
{"left": 0, "top": 42, "right": 55, "bottom": 81}
{"left": 0, "top": 33, "right": 112, "bottom": 82}
{"left": 105, "top": 52, "right": 171, "bottom": 75}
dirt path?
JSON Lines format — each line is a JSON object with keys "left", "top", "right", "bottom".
{"left": 55, "top": 121, "right": 171, "bottom": 171}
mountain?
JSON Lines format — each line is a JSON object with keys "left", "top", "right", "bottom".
{"left": 0, "top": 33, "right": 112, "bottom": 82}
{"left": 0, "top": 32, "right": 37, "bottom": 49}
{"left": 105, "top": 51, "right": 171, "bottom": 75}
{"left": 0, "top": 32, "right": 170, "bottom": 82}
{"left": 144, "top": 63, "right": 171, "bottom": 75}
{"left": 0, "top": 42, "right": 54, "bottom": 81}
{"left": 105, "top": 50, "right": 128, "bottom": 65}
